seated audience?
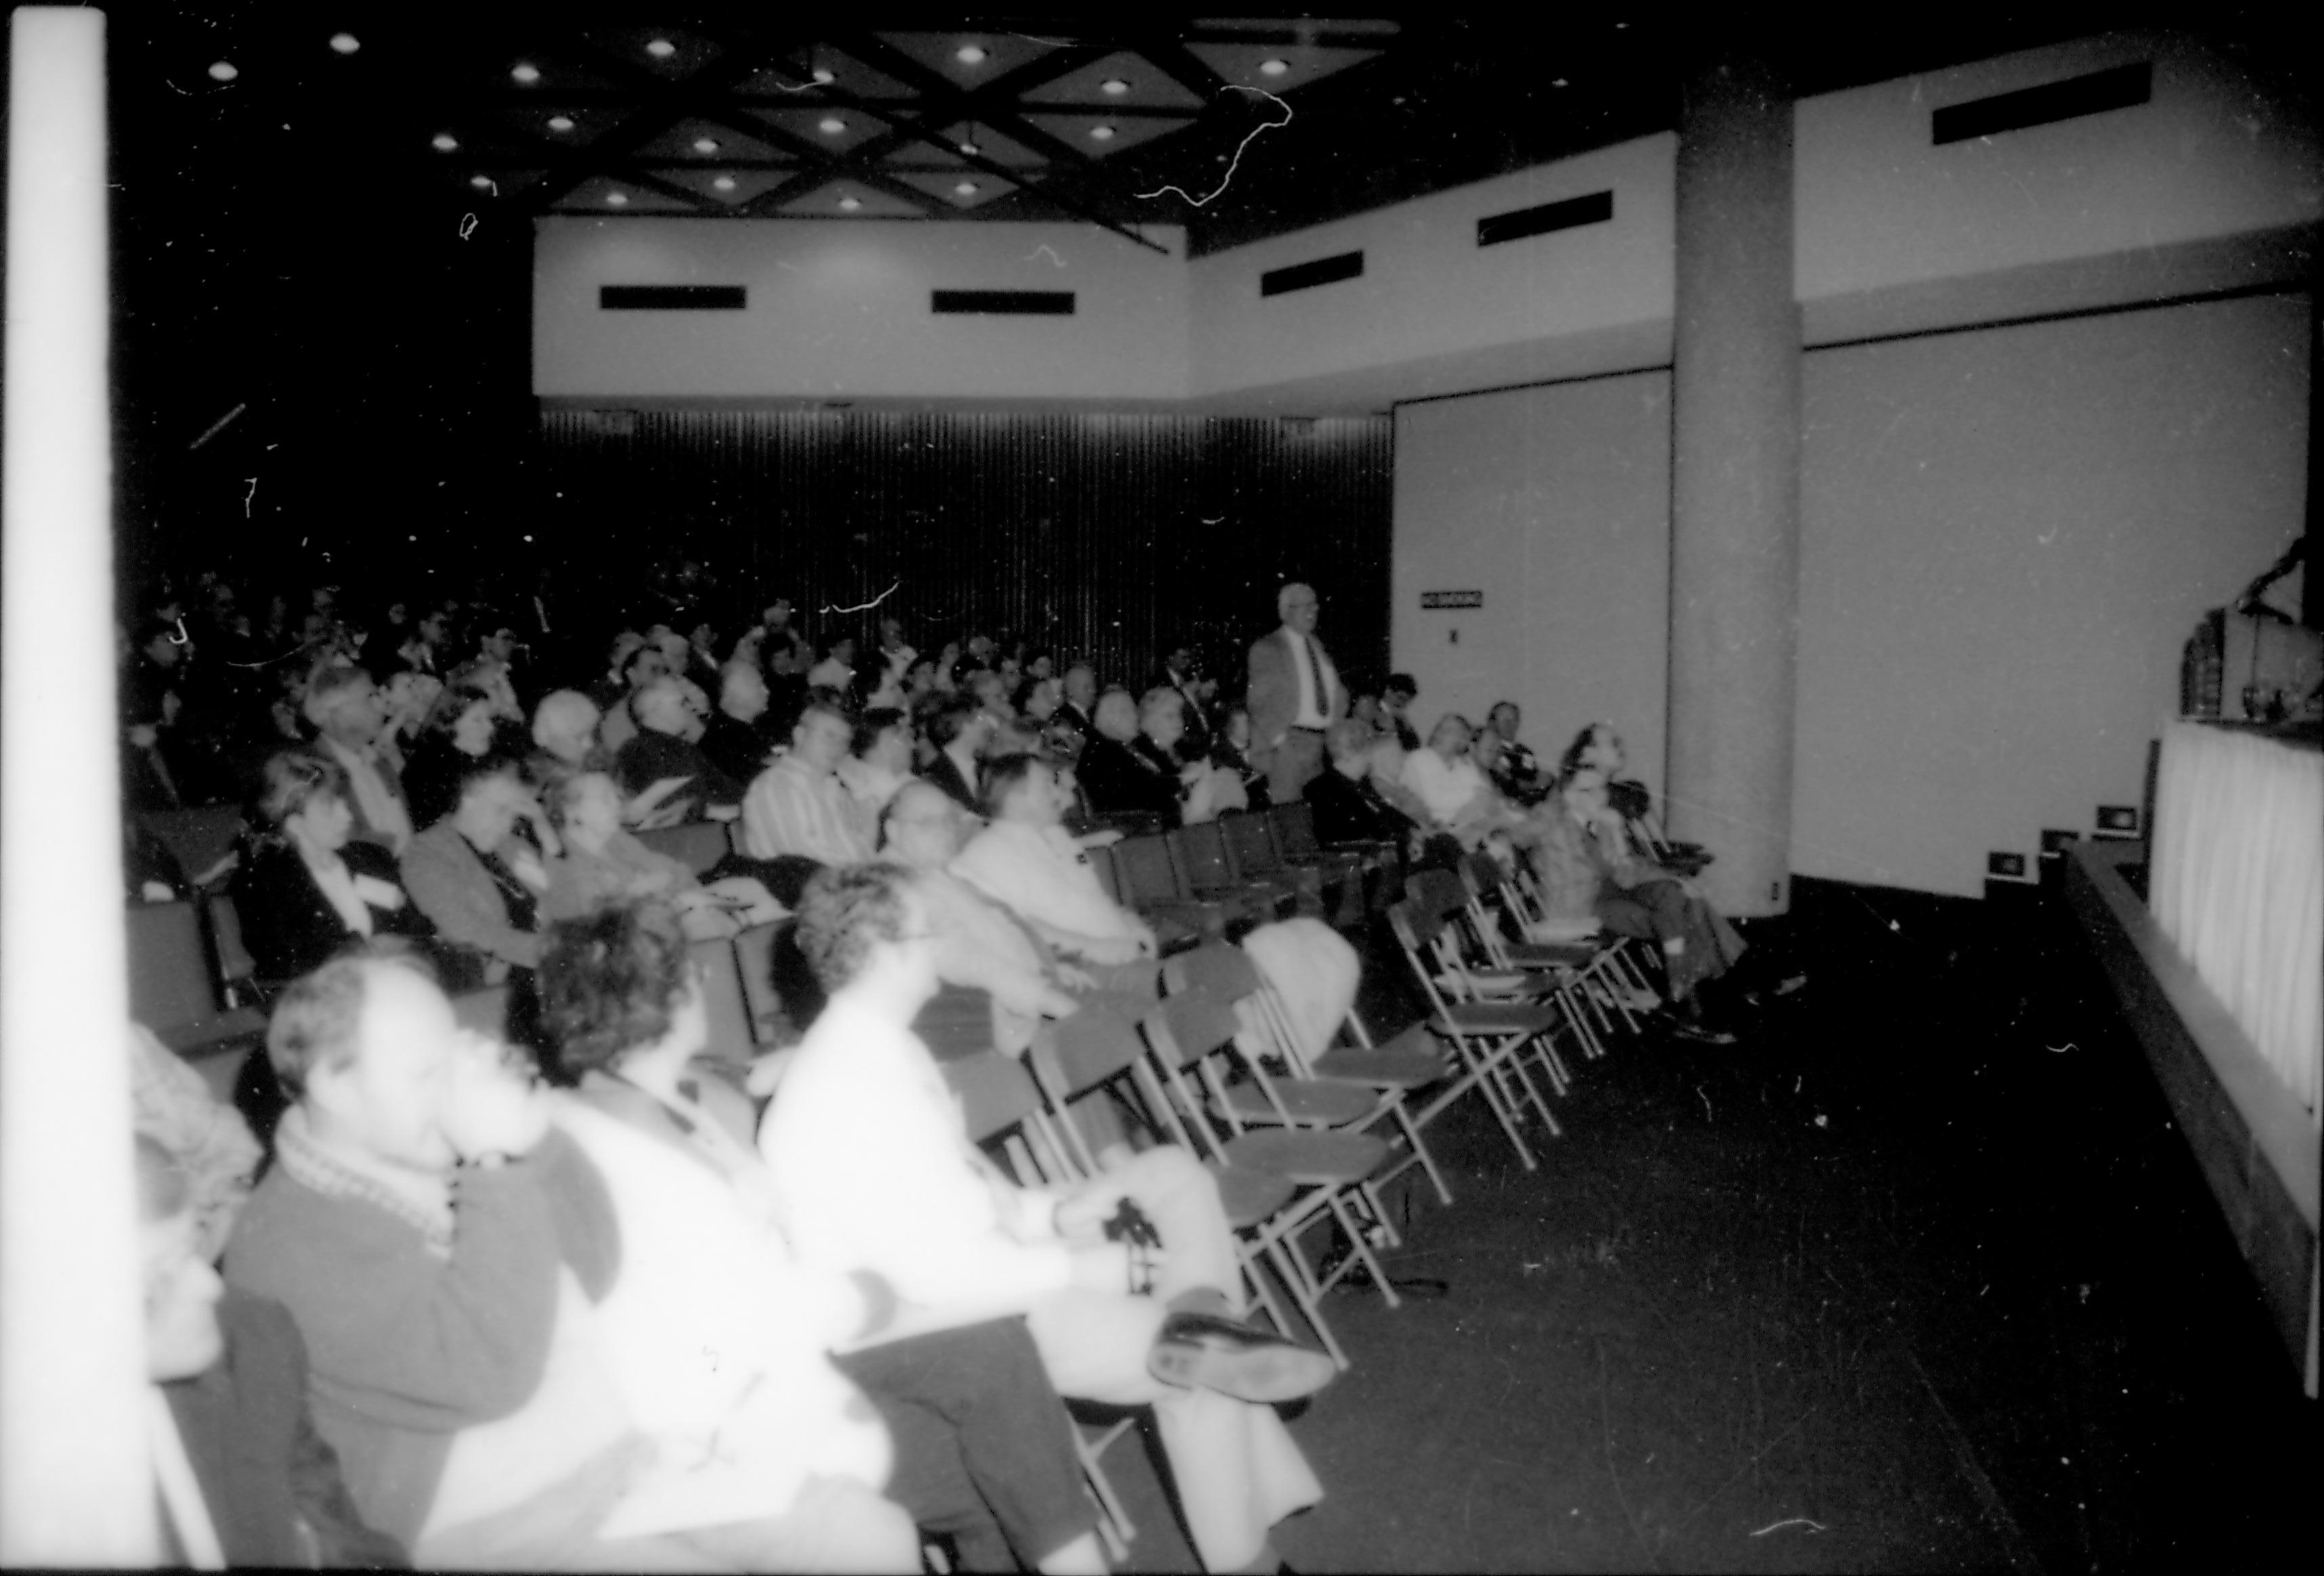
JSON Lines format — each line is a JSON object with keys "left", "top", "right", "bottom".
{"left": 224, "top": 946, "right": 912, "bottom": 1571}
{"left": 1308, "top": 721, "right": 1426, "bottom": 856}
{"left": 595, "top": 640, "right": 669, "bottom": 758}
{"left": 235, "top": 750, "right": 436, "bottom": 986}
{"left": 540, "top": 768, "right": 781, "bottom": 937}
{"left": 302, "top": 663, "right": 416, "bottom": 855}
{"left": 1381, "top": 674, "right": 1422, "bottom": 752}
{"left": 762, "top": 863, "right": 1334, "bottom": 1575}
{"left": 952, "top": 754, "right": 1157, "bottom": 967}
{"left": 528, "top": 688, "right": 603, "bottom": 774}
{"left": 1400, "top": 714, "right": 1511, "bottom": 848}
{"left": 740, "top": 695, "right": 876, "bottom": 870}
{"left": 131, "top": 1022, "right": 261, "bottom": 1263}
{"left": 400, "top": 755, "right": 555, "bottom": 984}
{"left": 1054, "top": 664, "right": 1098, "bottom": 740}
{"left": 614, "top": 676, "right": 745, "bottom": 827}
{"left": 698, "top": 659, "right": 781, "bottom": 786}
{"left": 1530, "top": 765, "right": 1746, "bottom": 1043}
{"left": 1482, "top": 701, "right": 1551, "bottom": 806}
{"left": 1211, "top": 704, "right": 1272, "bottom": 811}
{"left": 379, "top": 668, "right": 444, "bottom": 772}
{"left": 540, "top": 902, "right": 1103, "bottom": 1575}
{"left": 1559, "top": 722, "right": 1654, "bottom": 825}
{"left": 838, "top": 706, "right": 918, "bottom": 820}
{"left": 921, "top": 692, "right": 997, "bottom": 816}
{"left": 139, "top": 1133, "right": 408, "bottom": 1567}
{"left": 880, "top": 782, "right": 1155, "bottom": 1056}
{"left": 807, "top": 634, "right": 857, "bottom": 695}
{"left": 401, "top": 677, "right": 505, "bottom": 830}
{"left": 1076, "top": 689, "right": 1182, "bottom": 827}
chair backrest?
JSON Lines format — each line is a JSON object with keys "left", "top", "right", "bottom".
{"left": 1030, "top": 1004, "right": 1146, "bottom": 1103}
{"left": 1085, "top": 841, "right": 1124, "bottom": 904}
{"left": 1113, "top": 833, "right": 1186, "bottom": 904}
{"left": 138, "top": 805, "right": 247, "bottom": 886}
{"left": 1270, "top": 799, "right": 1322, "bottom": 857}
{"left": 1138, "top": 989, "right": 1245, "bottom": 1074}
{"left": 944, "top": 1050, "right": 1047, "bottom": 1145}
{"left": 913, "top": 982, "right": 997, "bottom": 1062}
{"left": 688, "top": 936, "right": 756, "bottom": 1064}
{"left": 1161, "top": 940, "right": 1264, "bottom": 1003}
{"left": 450, "top": 984, "right": 510, "bottom": 1038}
{"left": 1219, "top": 811, "right": 1283, "bottom": 878}
{"left": 1171, "top": 821, "right": 1236, "bottom": 890}
{"left": 1404, "top": 866, "right": 1467, "bottom": 922}
{"left": 635, "top": 821, "right": 733, "bottom": 876}
{"left": 125, "top": 900, "right": 221, "bottom": 1032}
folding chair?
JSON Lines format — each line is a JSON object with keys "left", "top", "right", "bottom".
{"left": 687, "top": 936, "right": 758, "bottom": 1081}
{"left": 1404, "top": 867, "right": 1591, "bottom": 1093}
{"left": 1490, "top": 856, "right": 1662, "bottom": 1033}
{"left": 1447, "top": 855, "right": 1622, "bottom": 1059}
{"left": 1215, "top": 810, "right": 1338, "bottom": 923}
{"left": 1169, "top": 820, "right": 1299, "bottom": 923}
{"left": 1110, "top": 833, "right": 1241, "bottom": 947}
{"left": 138, "top": 804, "right": 247, "bottom": 888}
{"left": 125, "top": 900, "right": 269, "bottom": 1061}
{"left": 1138, "top": 991, "right": 1401, "bottom": 1366}
{"left": 1161, "top": 942, "right": 1455, "bottom": 1211}
{"left": 942, "top": 1045, "right": 1142, "bottom": 1564}
{"left": 731, "top": 921, "right": 791, "bottom": 1044}
{"left": 1383, "top": 896, "right": 1563, "bottom": 1169}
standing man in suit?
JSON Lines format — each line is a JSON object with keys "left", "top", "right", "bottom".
{"left": 1245, "top": 582, "right": 1343, "bottom": 804}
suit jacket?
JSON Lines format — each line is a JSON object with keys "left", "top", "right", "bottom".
{"left": 399, "top": 821, "right": 542, "bottom": 971}
{"left": 1078, "top": 735, "right": 1182, "bottom": 827}
{"left": 234, "top": 838, "right": 433, "bottom": 984}
{"left": 1245, "top": 627, "right": 1343, "bottom": 764}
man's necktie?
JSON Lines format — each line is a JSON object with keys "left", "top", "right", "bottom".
{"left": 1303, "top": 636, "right": 1329, "bottom": 719}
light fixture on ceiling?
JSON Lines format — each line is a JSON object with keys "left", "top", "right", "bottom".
{"left": 469, "top": 173, "right": 493, "bottom": 189}
{"left": 1088, "top": 123, "right": 1116, "bottom": 141}
{"left": 328, "top": 32, "right": 359, "bottom": 55}
{"left": 954, "top": 180, "right": 978, "bottom": 196}
{"left": 511, "top": 62, "right": 541, "bottom": 85}
{"left": 838, "top": 195, "right": 862, "bottom": 211}
{"left": 819, "top": 116, "right": 845, "bottom": 135}
{"left": 208, "top": 60, "right": 238, "bottom": 81}
{"left": 646, "top": 38, "right": 676, "bottom": 59}
{"left": 1100, "top": 77, "right": 1130, "bottom": 96}
{"left": 606, "top": 191, "right": 629, "bottom": 206}
{"left": 959, "top": 139, "right": 981, "bottom": 156}
{"left": 955, "top": 43, "right": 988, "bottom": 66}
{"left": 1551, "top": 77, "right": 1570, "bottom": 88}
{"left": 1258, "top": 58, "right": 1290, "bottom": 77}
{"left": 432, "top": 132, "right": 458, "bottom": 152}
{"left": 548, "top": 115, "right": 576, "bottom": 132}
{"left": 811, "top": 65, "right": 836, "bottom": 84}
{"left": 713, "top": 175, "right": 737, "bottom": 192}
{"left": 693, "top": 136, "right": 720, "bottom": 154}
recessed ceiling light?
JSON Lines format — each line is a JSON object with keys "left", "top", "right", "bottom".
{"left": 432, "top": 132, "right": 459, "bottom": 152}
{"left": 811, "top": 66, "right": 836, "bottom": 84}
{"left": 208, "top": 61, "right": 238, "bottom": 82}
{"left": 645, "top": 38, "right": 676, "bottom": 59}
{"left": 511, "top": 62, "right": 541, "bottom": 85}
{"left": 469, "top": 174, "right": 493, "bottom": 189}
{"left": 713, "top": 175, "right": 737, "bottom": 192}
{"left": 955, "top": 43, "right": 988, "bottom": 66}
{"left": 959, "top": 140, "right": 981, "bottom": 156}
{"left": 1088, "top": 124, "right": 1116, "bottom": 141}
{"left": 548, "top": 115, "right": 576, "bottom": 132}
{"left": 328, "top": 32, "right": 360, "bottom": 55}
{"left": 838, "top": 195, "right": 862, "bottom": 211}
{"left": 1258, "top": 58, "right": 1290, "bottom": 77}
{"left": 954, "top": 180, "right": 978, "bottom": 196}
{"left": 1552, "top": 77, "right": 1570, "bottom": 88}
{"left": 606, "top": 191, "right": 628, "bottom": 206}
{"left": 693, "top": 137, "right": 720, "bottom": 154}
{"left": 819, "top": 116, "right": 845, "bottom": 135}
{"left": 1100, "top": 78, "right": 1130, "bottom": 96}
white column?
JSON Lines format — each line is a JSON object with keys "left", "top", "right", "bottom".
{"left": 2, "top": 8, "right": 157, "bottom": 1564}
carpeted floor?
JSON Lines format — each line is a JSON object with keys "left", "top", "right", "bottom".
{"left": 1096, "top": 876, "right": 2316, "bottom": 1573}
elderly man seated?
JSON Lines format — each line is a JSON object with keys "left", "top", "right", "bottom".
{"left": 698, "top": 659, "right": 781, "bottom": 787}
{"left": 951, "top": 754, "right": 1157, "bottom": 969}
{"left": 303, "top": 663, "right": 416, "bottom": 856}
{"left": 762, "top": 864, "right": 1335, "bottom": 1576}
{"left": 741, "top": 695, "right": 875, "bottom": 870}
{"left": 879, "top": 781, "right": 1156, "bottom": 1057}
{"left": 920, "top": 692, "right": 997, "bottom": 816}
{"left": 1399, "top": 714, "right": 1537, "bottom": 856}
{"left": 838, "top": 707, "right": 919, "bottom": 823}
{"left": 614, "top": 677, "right": 744, "bottom": 828}
{"left": 223, "top": 945, "right": 920, "bottom": 1571}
